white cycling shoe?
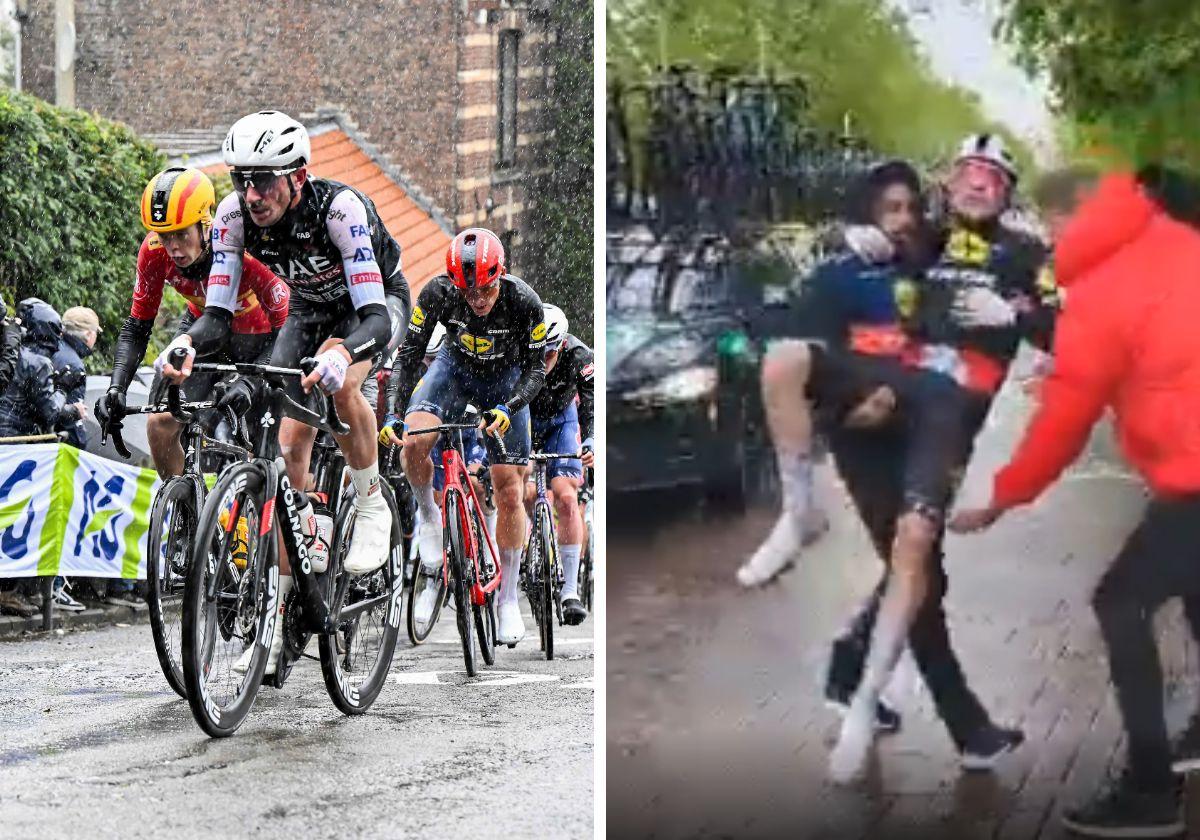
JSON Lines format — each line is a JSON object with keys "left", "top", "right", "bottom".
{"left": 416, "top": 519, "right": 443, "bottom": 576}
{"left": 737, "top": 511, "right": 804, "bottom": 588}
{"left": 343, "top": 494, "right": 391, "bottom": 576}
{"left": 413, "top": 581, "right": 440, "bottom": 627}
{"left": 829, "top": 698, "right": 876, "bottom": 784}
{"left": 497, "top": 601, "right": 526, "bottom": 645}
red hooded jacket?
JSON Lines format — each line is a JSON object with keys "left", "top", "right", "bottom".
{"left": 992, "top": 173, "right": 1200, "bottom": 508}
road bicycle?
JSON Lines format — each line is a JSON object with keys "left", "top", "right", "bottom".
{"left": 101, "top": 381, "right": 251, "bottom": 698}
{"left": 522, "top": 449, "right": 581, "bottom": 661}
{"left": 177, "top": 354, "right": 403, "bottom": 737}
{"left": 406, "top": 412, "right": 501, "bottom": 676}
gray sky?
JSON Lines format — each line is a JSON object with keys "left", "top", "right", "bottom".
{"left": 886, "top": 0, "right": 1058, "bottom": 163}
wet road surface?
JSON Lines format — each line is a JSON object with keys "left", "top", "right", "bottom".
{"left": 608, "top": 373, "right": 1200, "bottom": 839}
{"left": 0, "top": 601, "right": 593, "bottom": 839}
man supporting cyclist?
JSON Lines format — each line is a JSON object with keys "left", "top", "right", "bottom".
{"left": 96, "top": 167, "right": 289, "bottom": 479}
{"left": 158, "top": 111, "right": 410, "bottom": 676}
{"left": 528, "top": 303, "right": 594, "bottom": 626}
{"left": 383, "top": 228, "right": 547, "bottom": 646}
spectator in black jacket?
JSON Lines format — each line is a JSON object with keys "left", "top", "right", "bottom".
{"left": 52, "top": 306, "right": 100, "bottom": 450}
{"left": 0, "top": 299, "right": 88, "bottom": 613}
{"left": 0, "top": 298, "right": 20, "bottom": 396}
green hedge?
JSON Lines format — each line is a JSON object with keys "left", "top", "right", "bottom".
{"left": 0, "top": 89, "right": 165, "bottom": 368}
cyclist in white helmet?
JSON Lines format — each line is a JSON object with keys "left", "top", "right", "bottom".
{"left": 527, "top": 303, "right": 594, "bottom": 625}
{"left": 158, "top": 110, "right": 410, "bottom": 677}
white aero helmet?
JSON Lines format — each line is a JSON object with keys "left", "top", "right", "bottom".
{"left": 542, "top": 303, "right": 569, "bottom": 350}
{"left": 425, "top": 322, "right": 447, "bottom": 357}
{"left": 954, "top": 133, "right": 1018, "bottom": 184}
{"left": 223, "top": 110, "right": 311, "bottom": 169}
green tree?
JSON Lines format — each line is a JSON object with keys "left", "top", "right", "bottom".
{"left": 608, "top": 0, "right": 1033, "bottom": 172}
{"left": 0, "top": 90, "right": 164, "bottom": 368}
{"left": 998, "top": 0, "right": 1200, "bottom": 169}
{"left": 524, "top": 1, "right": 594, "bottom": 344}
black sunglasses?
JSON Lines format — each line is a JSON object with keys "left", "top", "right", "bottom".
{"left": 230, "top": 168, "right": 297, "bottom": 196}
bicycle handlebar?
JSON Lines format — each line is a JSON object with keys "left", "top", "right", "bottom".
{"left": 406, "top": 420, "right": 510, "bottom": 461}
{"left": 528, "top": 452, "right": 582, "bottom": 461}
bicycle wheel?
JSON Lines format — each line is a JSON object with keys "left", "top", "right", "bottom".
{"left": 445, "top": 491, "right": 477, "bottom": 676}
{"left": 524, "top": 535, "right": 545, "bottom": 652}
{"left": 580, "top": 521, "right": 594, "bottom": 612}
{"left": 319, "top": 483, "right": 403, "bottom": 715}
{"left": 470, "top": 501, "right": 496, "bottom": 665}
{"left": 406, "top": 533, "right": 447, "bottom": 646}
{"left": 146, "top": 476, "right": 198, "bottom": 698}
{"left": 535, "top": 506, "right": 557, "bottom": 661}
{"left": 181, "top": 461, "right": 276, "bottom": 738}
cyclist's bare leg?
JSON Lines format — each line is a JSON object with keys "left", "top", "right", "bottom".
{"left": 493, "top": 462, "right": 530, "bottom": 641}
{"left": 552, "top": 474, "right": 586, "bottom": 609}
{"left": 278, "top": 417, "right": 320, "bottom": 577}
{"left": 403, "top": 411, "right": 445, "bottom": 575}
{"left": 146, "top": 413, "right": 184, "bottom": 479}
{"left": 831, "top": 511, "right": 935, "bottom": 781}
{"left": 738, "top": 340, "right": 818, "bottom": 586}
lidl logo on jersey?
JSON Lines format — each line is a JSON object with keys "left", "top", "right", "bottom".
{"left": 411, "top": 305, "right": 426, "bottom": 327}
{"left": 459, "top": 333, "right": 494, "bottom": 355}
{"left": 531, "top": 322, "right": 548, "bottom": 342}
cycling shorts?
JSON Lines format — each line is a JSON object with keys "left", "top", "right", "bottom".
{"left": 406, "top": 345, "right": 531, "bottom": 465}
{"left": 532, "top": 400, "right": 583, "bottom": 481}
{"left": 270, "top": 293, "right": 409, "bottom": 408}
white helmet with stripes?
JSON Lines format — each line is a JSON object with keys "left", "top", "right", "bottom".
{"left": 954, "top": 133, "right": 1018, "bottom": 184}
{"left": 223, "top": 111, "right": 311, "bottom": 169}
{"left": 542, "top": 304, "right": 569, "bottom": 350}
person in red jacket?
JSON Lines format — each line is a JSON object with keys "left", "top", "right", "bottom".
{"left": 951, "top": 170, "right": 1200, "bottom": 837}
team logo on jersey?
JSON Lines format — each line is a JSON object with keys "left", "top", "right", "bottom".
{"left": 945, "top": 229, "right": 991, "bottom": 266}
{"left": 411, "top": 305, "right": 426, "bottom": 327}
{"left": 893, "top": 278, "right": 918, "bottom": 319}
{"left": 459, "top": 333, "right": 493, "bottom": 355}
{"left": 531, "top": 321, "right": 548, "bottom": 342}
{"left": 581, "top": 362, "right": 594, "bottom": 381}
{"left": 146, "top": 233, "right": 162, "bottom": 250}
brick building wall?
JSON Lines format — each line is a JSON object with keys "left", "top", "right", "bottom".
{"left": 18, "top": 0, "right": 554, "bottom": 270}
{"left": 20, "top": 0, "right": 460, "bottom": 213}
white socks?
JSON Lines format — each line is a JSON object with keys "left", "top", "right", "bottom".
{"left": 560, "top": 544, "right": 581, "bottom": 600}
{"left": 412, "top": 480, "right": 439, "bottom": 522}
{"left": 777, "top": 450, "right": 813, "bottom": 523}
{"left": 350, "top": 464, "right": 385, "bottom": 508}
{"left": 498, "top": 547, "right": 522, "bottom": 606}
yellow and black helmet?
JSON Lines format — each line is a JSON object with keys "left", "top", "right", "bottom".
{"left": 140, "top": 167, "right": 215, "bottom": 232}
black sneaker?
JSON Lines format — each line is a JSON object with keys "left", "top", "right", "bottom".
{"left": 960, "top": 723, "right": 1024, "bottom": 771}
{"left": 823, "top": 683, "right": 902, "bottom": 734}
{"left": 103, "top": 589, "right": 143, "bottom": 609}
{"left": 51, "top": 586, "right": 85, "bottom": 613}
{"left": 561, "top": 596, "right": 588, "bottom": 626}
{"left": 1170, "top": 714, "right": 1200, "bottom": 774}
{"left": 1061, "top": 777, "right": 1183, "bottom": 838}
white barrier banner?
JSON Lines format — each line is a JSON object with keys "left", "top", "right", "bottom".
{"left": 0, "top": 444, "right": 161, "bottom": 579}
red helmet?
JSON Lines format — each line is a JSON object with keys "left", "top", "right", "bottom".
{"left": 446, "top": 228, "right": 505, "bottom": 289}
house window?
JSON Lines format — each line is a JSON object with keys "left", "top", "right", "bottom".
{"left": 497, "top": 29, "right": 520, "bottom": 167}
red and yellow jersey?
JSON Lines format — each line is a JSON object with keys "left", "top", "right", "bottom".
{"left": 131, "top": 233, "right": 288, "bottom": 333}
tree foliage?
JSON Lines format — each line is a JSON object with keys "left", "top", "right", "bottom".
{"left": 524, "top": 0, "right": 594, "bottom": 344}
{"left": 998, "top": 0, "right": 1200, "bottom": 169}
{"left": 608, "top": 0, "right": 1033, "bottom": 173}
{"left": 0, "top": 89, "right": 164, "bottom": 364}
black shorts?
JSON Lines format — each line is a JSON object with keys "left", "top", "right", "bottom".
{"left": 808, "top": 345, "right": 978, "bottom": 522}
{"left": 270, "top": 294, "right": 409, "bottom": 406}
{"left": 151, "top": 318, "right": 272, "bottom": 404}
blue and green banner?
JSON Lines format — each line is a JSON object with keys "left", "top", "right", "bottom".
{"left": 0, "top": 444, "right": 161, "bottom": 579}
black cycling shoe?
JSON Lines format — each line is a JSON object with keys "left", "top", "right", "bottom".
{"left": 1061, "top": 775, "right": 1183, "bottom": 838}
{"left": 960, "top": 723, "right": 1025, "bottom": 771}
{"left": 823, "top": 683, "right": 902, "bottom": 734}
{"left": 1170, "top": 713, "right": 1200, "bottom": 774}
{"left": 561, "top": 597, "right": 588, "bottom": 626}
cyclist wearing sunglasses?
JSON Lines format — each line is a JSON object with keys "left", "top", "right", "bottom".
{"left": 527, "top": 303, "right": 594, "bottom": 626}
{"left": 382, "top": 228, "right": 547, "bottom": 646}
{"left": 97, "top": 167, "right": 290, "bottom": 479}
{"left": 158, "top": 111, "right": 410, "bottom": 675}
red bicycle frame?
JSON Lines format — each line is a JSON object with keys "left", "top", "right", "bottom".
{"left": 439, "top": 445, "right": 501, "bottom": 606}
